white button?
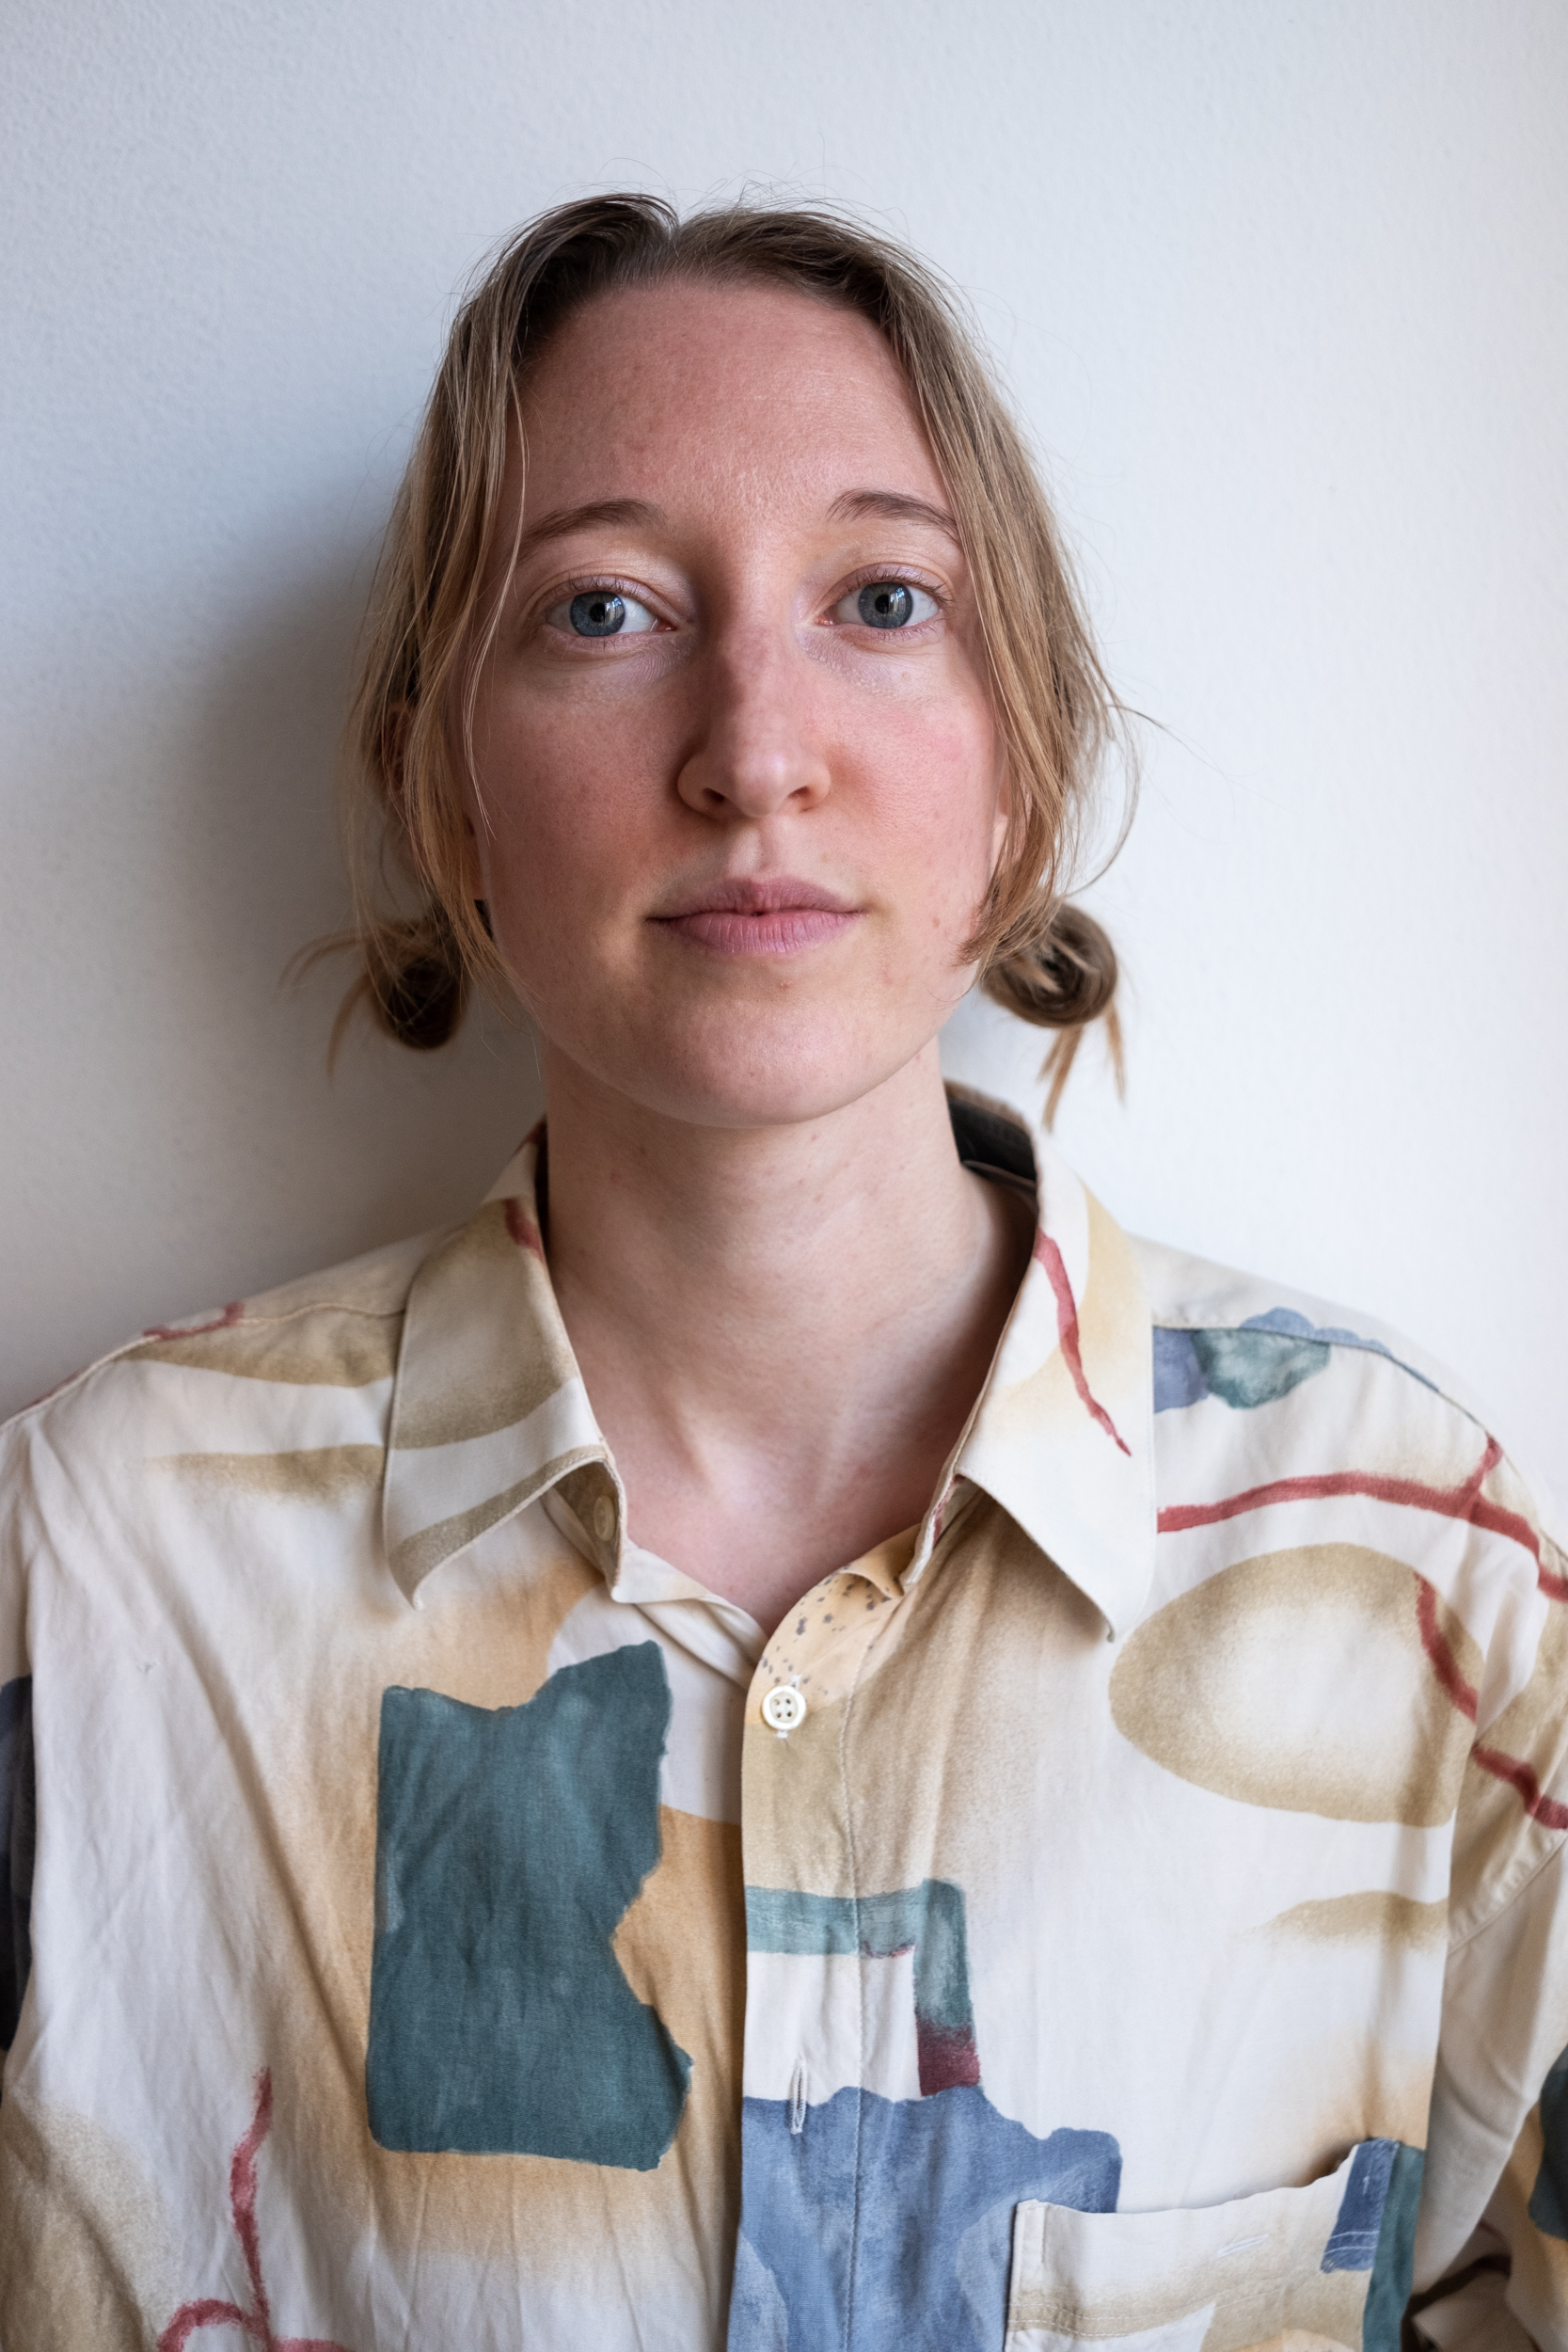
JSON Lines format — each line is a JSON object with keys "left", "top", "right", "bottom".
{"left": 762, "top": 1685, "right": 807, "bottom": 1733}
{"left": 592, "top": 1496, "right": 616, "bottom": 1543}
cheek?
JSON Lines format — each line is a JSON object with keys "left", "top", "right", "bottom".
{"left": 867, "top": 705, "right": 1003, "bottom": 914}
{"left": 470, "top": 698, "right": 659, "bottom": 912}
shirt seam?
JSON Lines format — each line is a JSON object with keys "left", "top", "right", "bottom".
{"left": 837, "top": 1573, "right": 907, "bottom": 2352}
{"left": 1447, "top": 1820, "right": 1568, "bottom": 1954}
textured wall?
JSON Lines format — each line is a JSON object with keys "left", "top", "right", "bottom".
{"left": 4, "top": 1, "right": 1564, "bottom": 1496}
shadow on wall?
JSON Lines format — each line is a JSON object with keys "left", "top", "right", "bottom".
{"left": 2, "top": 539, "right": 544, "bottom": 1422}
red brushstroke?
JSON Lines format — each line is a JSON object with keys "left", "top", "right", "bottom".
{"left": 143, "top": 1300, "right": 245, "bottom": 1343}
{"left": 915, "top": 2019, "right": 983, "bottom": 2096}
{"left": 1416, "top": 1579, "right": 1479, "bottom": 1720}
{"left": 1033, "top": 1232, "right": 1131, "bottom": 1456}
{"left": 1158, "top": 1435, "right": 1560, "bottom": 1598}
{"left": 502, "top": 1195, "right": 545, "bottom": 1261}
{"left": 1471, "top": 1745, "right": 1568, "bottom": 1833}
{"left": 158, "top": 2070, "right": 356, "bottom": 2352}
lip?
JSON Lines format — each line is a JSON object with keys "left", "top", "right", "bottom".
{"left": 648, "top": 875, "right": 862, "bottom": 957}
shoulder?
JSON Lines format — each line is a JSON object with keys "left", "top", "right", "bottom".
{"left": 0, "top": 1222, "right": 452, "bottom": 1491}
{"left": 1132, "top": 1232, "right": 1481, "bottom": 1430}
{"left": 1129, "top": 1226, "right": 1563, "bottom": 1601}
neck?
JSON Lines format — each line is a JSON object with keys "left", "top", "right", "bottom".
{"left": 538, "top": 1041, "right": 1034, "bottom": 1628}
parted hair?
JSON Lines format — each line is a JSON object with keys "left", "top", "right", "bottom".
{"left": 339, "top": 193, "right": 1130, "bottom": 1116}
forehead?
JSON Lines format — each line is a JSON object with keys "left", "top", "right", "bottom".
{"left": 517, "top": 278, "right": 946, "bottom": 516}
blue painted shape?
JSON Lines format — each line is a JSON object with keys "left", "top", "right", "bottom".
{"left": 1152, "top": 1308, "right": 1437, "bottom": 1415}
{"left": 1152, "top": 1327, "right": 1208, "bottom": 1412}
{"left": 365, "top": 1644, "right": 690, "bottom": 2164}
{"left": 1362, "top": 2144, "right": 1426, "bottom": 2352}
{"left": 0, "top": 1677, "right": 35, "bottom": 2061}
{"left": 1244, "top": 1308, "right": 1436, "bottom": 1391}
{"left": 1529, "top": 2041, "right": 1568, "bottom": 2240}
{"left": 1193, "top": 1323, "right": 1331, "bottom": 1410}
{"left": 1323, "top": 2136, "right": 1399, "bottom": 2269}
{"left": 728, "top": 2083, "right": 1120, "bottom": 2352}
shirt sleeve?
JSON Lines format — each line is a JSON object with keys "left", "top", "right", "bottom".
{"left": 1413, "top": 1522, "right": 1568, "bottom": 2352}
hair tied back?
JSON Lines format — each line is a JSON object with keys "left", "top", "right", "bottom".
{"left": 981, "top": 899, "right": 1124, "bottom": 1130}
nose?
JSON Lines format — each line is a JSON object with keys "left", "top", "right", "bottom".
{"left": 675, "top": 628, "right": 832, "bottom": 821}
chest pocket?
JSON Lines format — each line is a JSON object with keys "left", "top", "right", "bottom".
{"left": 1006, "top": 2139, "right": 1419, "bottom": 2352}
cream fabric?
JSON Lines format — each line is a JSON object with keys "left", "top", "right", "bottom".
{"left": 0, "top": 1098, "right": 1562, "bottom": 2352}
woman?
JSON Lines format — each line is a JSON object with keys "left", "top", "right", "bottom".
{"left": 1, "top": 195, "right": 1562, "bottom": 2352}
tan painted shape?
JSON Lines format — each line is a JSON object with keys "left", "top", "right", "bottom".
{"left": 989, "top": 1189, "right": 1147, "bottom": 1440}
{"left": 125, "top": 1308, "right": 401, "bottom": 1387}
{"left": 1008, "top": 2225, "right": 1369, "bottom": 2350}
{"left": 1260, "top": 1893, "right": 1449, "bottom": 1952}
{"left": 388, "top": 1449, "right": 600, "bottom": 1591}
{"left": 1109, "top": 1547, "right": 1481, "bottom": 1826}
{"left": 254, "top": 1568, "right": 737, "bottom": 2327}
{"left": 1079, "top": 1188, "right": 1153, "bottom": 1406}
{"left": 393, "top": 1205, "right": 576, "bottom": 1451}
{"left": 152, "top": 1445, "right": 385, "bottom": 1502}
{"left": 1236, "top": 2334, "right": 1356, "bottom": 2352}
{"left": 744, "top": 1497, "right": 1094, "bottom": 1899}
{"left": 0, "top": 2088, "right": 177, "bottom": 2348}
{"left": 754, "top": 1566, "right": 901, "bottom": 1719}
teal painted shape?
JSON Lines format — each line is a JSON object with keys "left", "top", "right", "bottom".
{"left": 1530, "top": 2042, "right": 1568, "bottom": 2240}
{"left": 1361, "top": 2143, "right": 1425, "bottom": 2352}
{"left": 1190, "top": 1324, "right": 1330, "bottom": 1409}
{"left": 746, "top": 1881, "right": 979, "bottom": 2091}
{"left": 366, "top": 1644, "right": 690, "bottom": 2165}
{"left": 746, "top": 1882, "right": 974, "bottom": 2036}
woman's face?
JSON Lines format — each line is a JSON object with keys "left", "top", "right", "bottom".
{"left": 463, "top": 277, "right": 1007, "bottom": 1131}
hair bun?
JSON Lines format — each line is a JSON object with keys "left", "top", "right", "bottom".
{"left": 981, "top": 900, "right": 1123, "bottom": 1126}
{"left": 983, "top": 901, "right": 1117, "bottom": 1030}
{"left": 368, "top": 909, "right": 467, "bottom": 1051}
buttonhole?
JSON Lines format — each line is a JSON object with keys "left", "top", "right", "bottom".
{"left": 788, "top": 2060, "right": 808, "bottom": 2136}
{"left": 1217, "top": 2234, "right": 1268, "bottom": 2258}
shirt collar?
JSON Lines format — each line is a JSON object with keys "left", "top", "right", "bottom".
{"left": 381, "top": 1097, "right": 1155, "bottom": 1636}
{"left": 942, "top": 1089, "right": 1156, "bottom": 1640}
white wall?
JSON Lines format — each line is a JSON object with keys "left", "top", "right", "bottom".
{"left": 4, "top": 1, "right": 1564, "bottom": 1500}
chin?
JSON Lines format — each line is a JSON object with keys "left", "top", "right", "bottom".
{"left": 582, "top": 995, "right": 950, "bottom": 1132}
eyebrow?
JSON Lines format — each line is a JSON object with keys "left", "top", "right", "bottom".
{"left": 514, "top": 498, "right": 667, "bottom": 561}
{"left": 827, "top": 489, "right": 961, "bottom": 543}
{"left": 510, "top": 486, "right": 961, "bottom": 564}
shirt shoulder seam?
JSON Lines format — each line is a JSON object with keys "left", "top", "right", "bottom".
{"left": 1447, "top": 1821, "right": 1568, "bottom": 1954}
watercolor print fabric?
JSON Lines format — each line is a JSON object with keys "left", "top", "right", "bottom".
{"left": 0, "top": 1095, "right": 1563, "bottom": 2351}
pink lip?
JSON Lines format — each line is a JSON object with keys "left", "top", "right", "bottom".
{"left": 650, "top": 877, "right": 862, "bottom": 957}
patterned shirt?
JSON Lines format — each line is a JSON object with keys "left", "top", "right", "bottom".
{"left": 1, "top": 1091, "right": 1564, "bottom": 2352}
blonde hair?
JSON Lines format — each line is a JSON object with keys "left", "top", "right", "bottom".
{"left": 337, "top": 194, "right": 1131, "bottom": 1114}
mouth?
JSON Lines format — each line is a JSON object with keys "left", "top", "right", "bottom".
{"left": 648, "top": 876, "right": 863, "bottom": 957}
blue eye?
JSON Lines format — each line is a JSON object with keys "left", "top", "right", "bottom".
{"left": 571, "top": 591, "right": 626, "bottom": 636}
{"left": 552, "top": 588, "right": 661, "bottom": 638}
{"left": 831, "top": 580, "right": 940, "bottom": 630}
{"left": 860, "top": 582, "right": 913, "bottom": 628}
